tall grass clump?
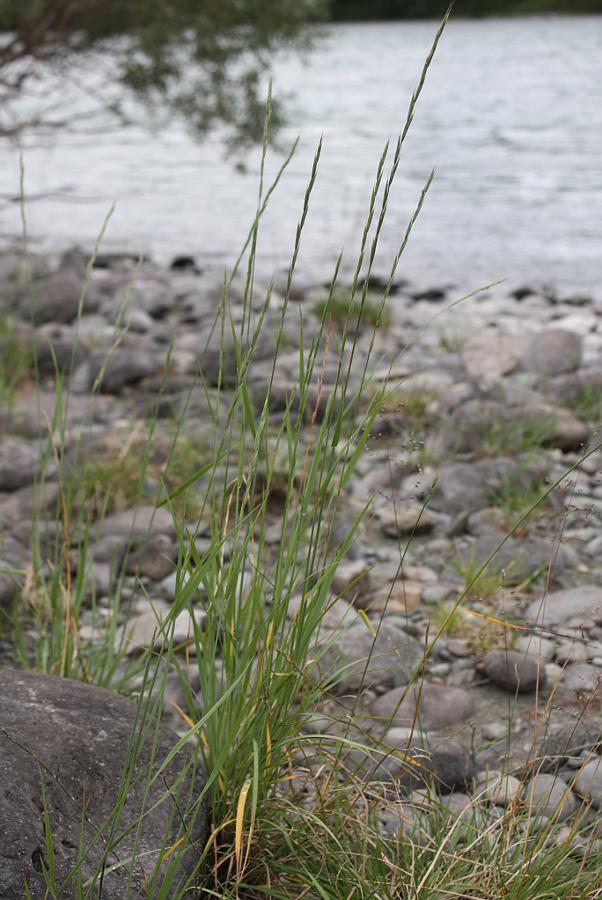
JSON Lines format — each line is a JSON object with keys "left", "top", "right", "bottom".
{"left": 5, "top": 9, "right": 602, "bottom": 898}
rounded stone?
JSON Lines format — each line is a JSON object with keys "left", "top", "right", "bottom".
{"left": 526, "top": 585, "right": 602, "bottom": 628}
{"left": 482, "top": 649, "right": 546, "bottom": 693}
{"left": 573, "top": 758, "right": 602, "bottom": 808}
{"left": 372, "top": 682, "right": 474, "bottom": 731}
{"left": 0, "top": 440, "right": 42, "bottom": 492}
{"left": 478, "top": 773, "right": 522, "bottom": 806}
{"left": 314, "top": 620, "right": 424, "bottom": 694}
{"left": 555, "top": 640, "right": 588, "bottom": 666}
{"left": 560, "top": 663, "right": 601, "bottom": 693}
{"left": 522, "top": 328, "right": 582, "bottom": 375}
{"left": 431, "top": 740, "right": 475, "bottom": 794}
{"left": 513, "top": 635, "right": 556, "bottom": 664}
{"left": 0, "top": 669, "right": 207, "bottom": 898}
{"left": 522, "top": 774, "right": 578, "bottom": 821}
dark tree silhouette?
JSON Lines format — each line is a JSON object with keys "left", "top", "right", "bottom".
{"left": 0, "top": 0, "right": 326, "bottom": 144}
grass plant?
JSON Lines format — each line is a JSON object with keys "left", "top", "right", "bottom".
{"left": 487, "top": 473, "right": 553, "bottom": 533}
{"left": 468, "top": 411, "right": 557, "bottom": 459}
{"left": 452, "top": 552, "right": 505, "bottom": 602}
{"left": 570, "top": 382, "right": 602, "bottom": 424}
{"left": 0, "top": 312, "right": 32, "bottom": 401}
{"left": 312, "top": 292, "right": 391, "bottom": 332}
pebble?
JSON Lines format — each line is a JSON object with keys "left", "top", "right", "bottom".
{"left": 522, "top": 774, "right": 578, "bottom": 821}
{"left": 478, "top": 773, "right": 522, "bottom": 806}
{"left": 513, "top": 635, "right": 556, "bottom": 664}
{"left": 431, "top": 740, "right": 475, "bottom": 793}
{"left": 372, "top": 682, "right": 475, "bottom": 731}
{"left": 573, "top": 758, "right": 602, "bottom": 808}
{"left": 526, "top": 585, "right": 602, "bottom": 627}
{"left": 482, "top": 649, "right": 546, "bottom": 694}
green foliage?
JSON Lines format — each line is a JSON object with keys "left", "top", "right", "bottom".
{"left": 313, "top": 292, "right": 390, "bottom": 331}
{"left": 374, "top": 384, "right": 436, "bottom": 431}
{"left": 0, "top": 0, "right": 327, "bottom": 145}
{"left": 487, "top": 473, "right": 552, "bottom": 532}
{"left": 569, "top": 382, "right": 602, "bottom": 424}
{"left": 468, "top": 411, "right": 556, "bottom": 458}
{"left": 0, "top": 313, "right": 32, "bottom": 402}
{"left": 452, "top": 552, "right": 504, "bottom": 601}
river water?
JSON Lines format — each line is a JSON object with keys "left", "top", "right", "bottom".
{"left": 0, "top": 16, "right": 601, "bottom": 294}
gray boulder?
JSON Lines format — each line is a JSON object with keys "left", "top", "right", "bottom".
{"left": 573, "top": 757, "right": 602, "bottom": 808}
{"left": 372, "top": 682, "right": 474, "bottom": 731}
{"left": 525, "top": 585, "right": 602, "bottom": 627}
{"left": 522, "top": 774, "right": 577, "bottom": 821}
{"left": 460, "top": 532, "right": 576, "bottom": 585}
{"left": 482, "top": 649, "right": 546, "bottom": 694}
{"left": 84, "top": 346, "right": 163, "bottom": 394}
{"left": 13, "top": 272, "right": 98, "bottom": 324}
{"left": 314, "top": 620, "right": 424, "bottom": 694}
{"left": 0, "top": 440, "right": 43, "bottom": 492}
{"left": 0, "top": 669, "right": 207, "bottom": 899}
{"left": 431, "top": 740, "right": 475, "bottom": 793}
{"left": 519, "top": 329, "right": 582, "bottom": 376}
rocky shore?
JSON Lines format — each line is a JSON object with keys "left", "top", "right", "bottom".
{"left": 1, "top": 245, "right": 601, "bottom": 868}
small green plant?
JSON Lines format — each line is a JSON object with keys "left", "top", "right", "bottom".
{"left": 569, "top": 382, "right": 602, "bottom": 424}
{"left": 0, "top": 313, "right": 33, "bottom": 401}
{"left": 439, "top": 331, "right": 465, "bottom": 353}
{"left": 470, "top": 412, "right": 556, "bottom": 458}
{"left": 487, "top": 471, "right": 553, "bottom": 532}
{"left": 429, "top": 600, "right": 470, "bottom": 636}
{"left": 372, "top": 384, "right": 436, "bottom": 428}
{"left": 313, "top": 293, "right": 390, "bottom": 331}
{"left": 452, "top": 552, "right": 505, "bottom": 601}
{"left": 70, "top": 451, "right": 144, "bottom": 518}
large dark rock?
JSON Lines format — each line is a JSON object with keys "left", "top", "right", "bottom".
{"left": 0, "top": 669, "right": 207, "bottom": 899}
{"left": 431, "top": 740, "right": 475, "bottom": 794}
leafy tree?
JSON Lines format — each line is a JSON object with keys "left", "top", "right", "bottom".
{"left": 0, "top": 0, "right": 326, "bottom": 145}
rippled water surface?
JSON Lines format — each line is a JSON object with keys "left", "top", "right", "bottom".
{"left": 1, "top": 17, "right": 601, "bottom": 292}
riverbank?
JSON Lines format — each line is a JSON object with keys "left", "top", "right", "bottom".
{"left": 1, "top": 245, "right": 601, "bottom": 893}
